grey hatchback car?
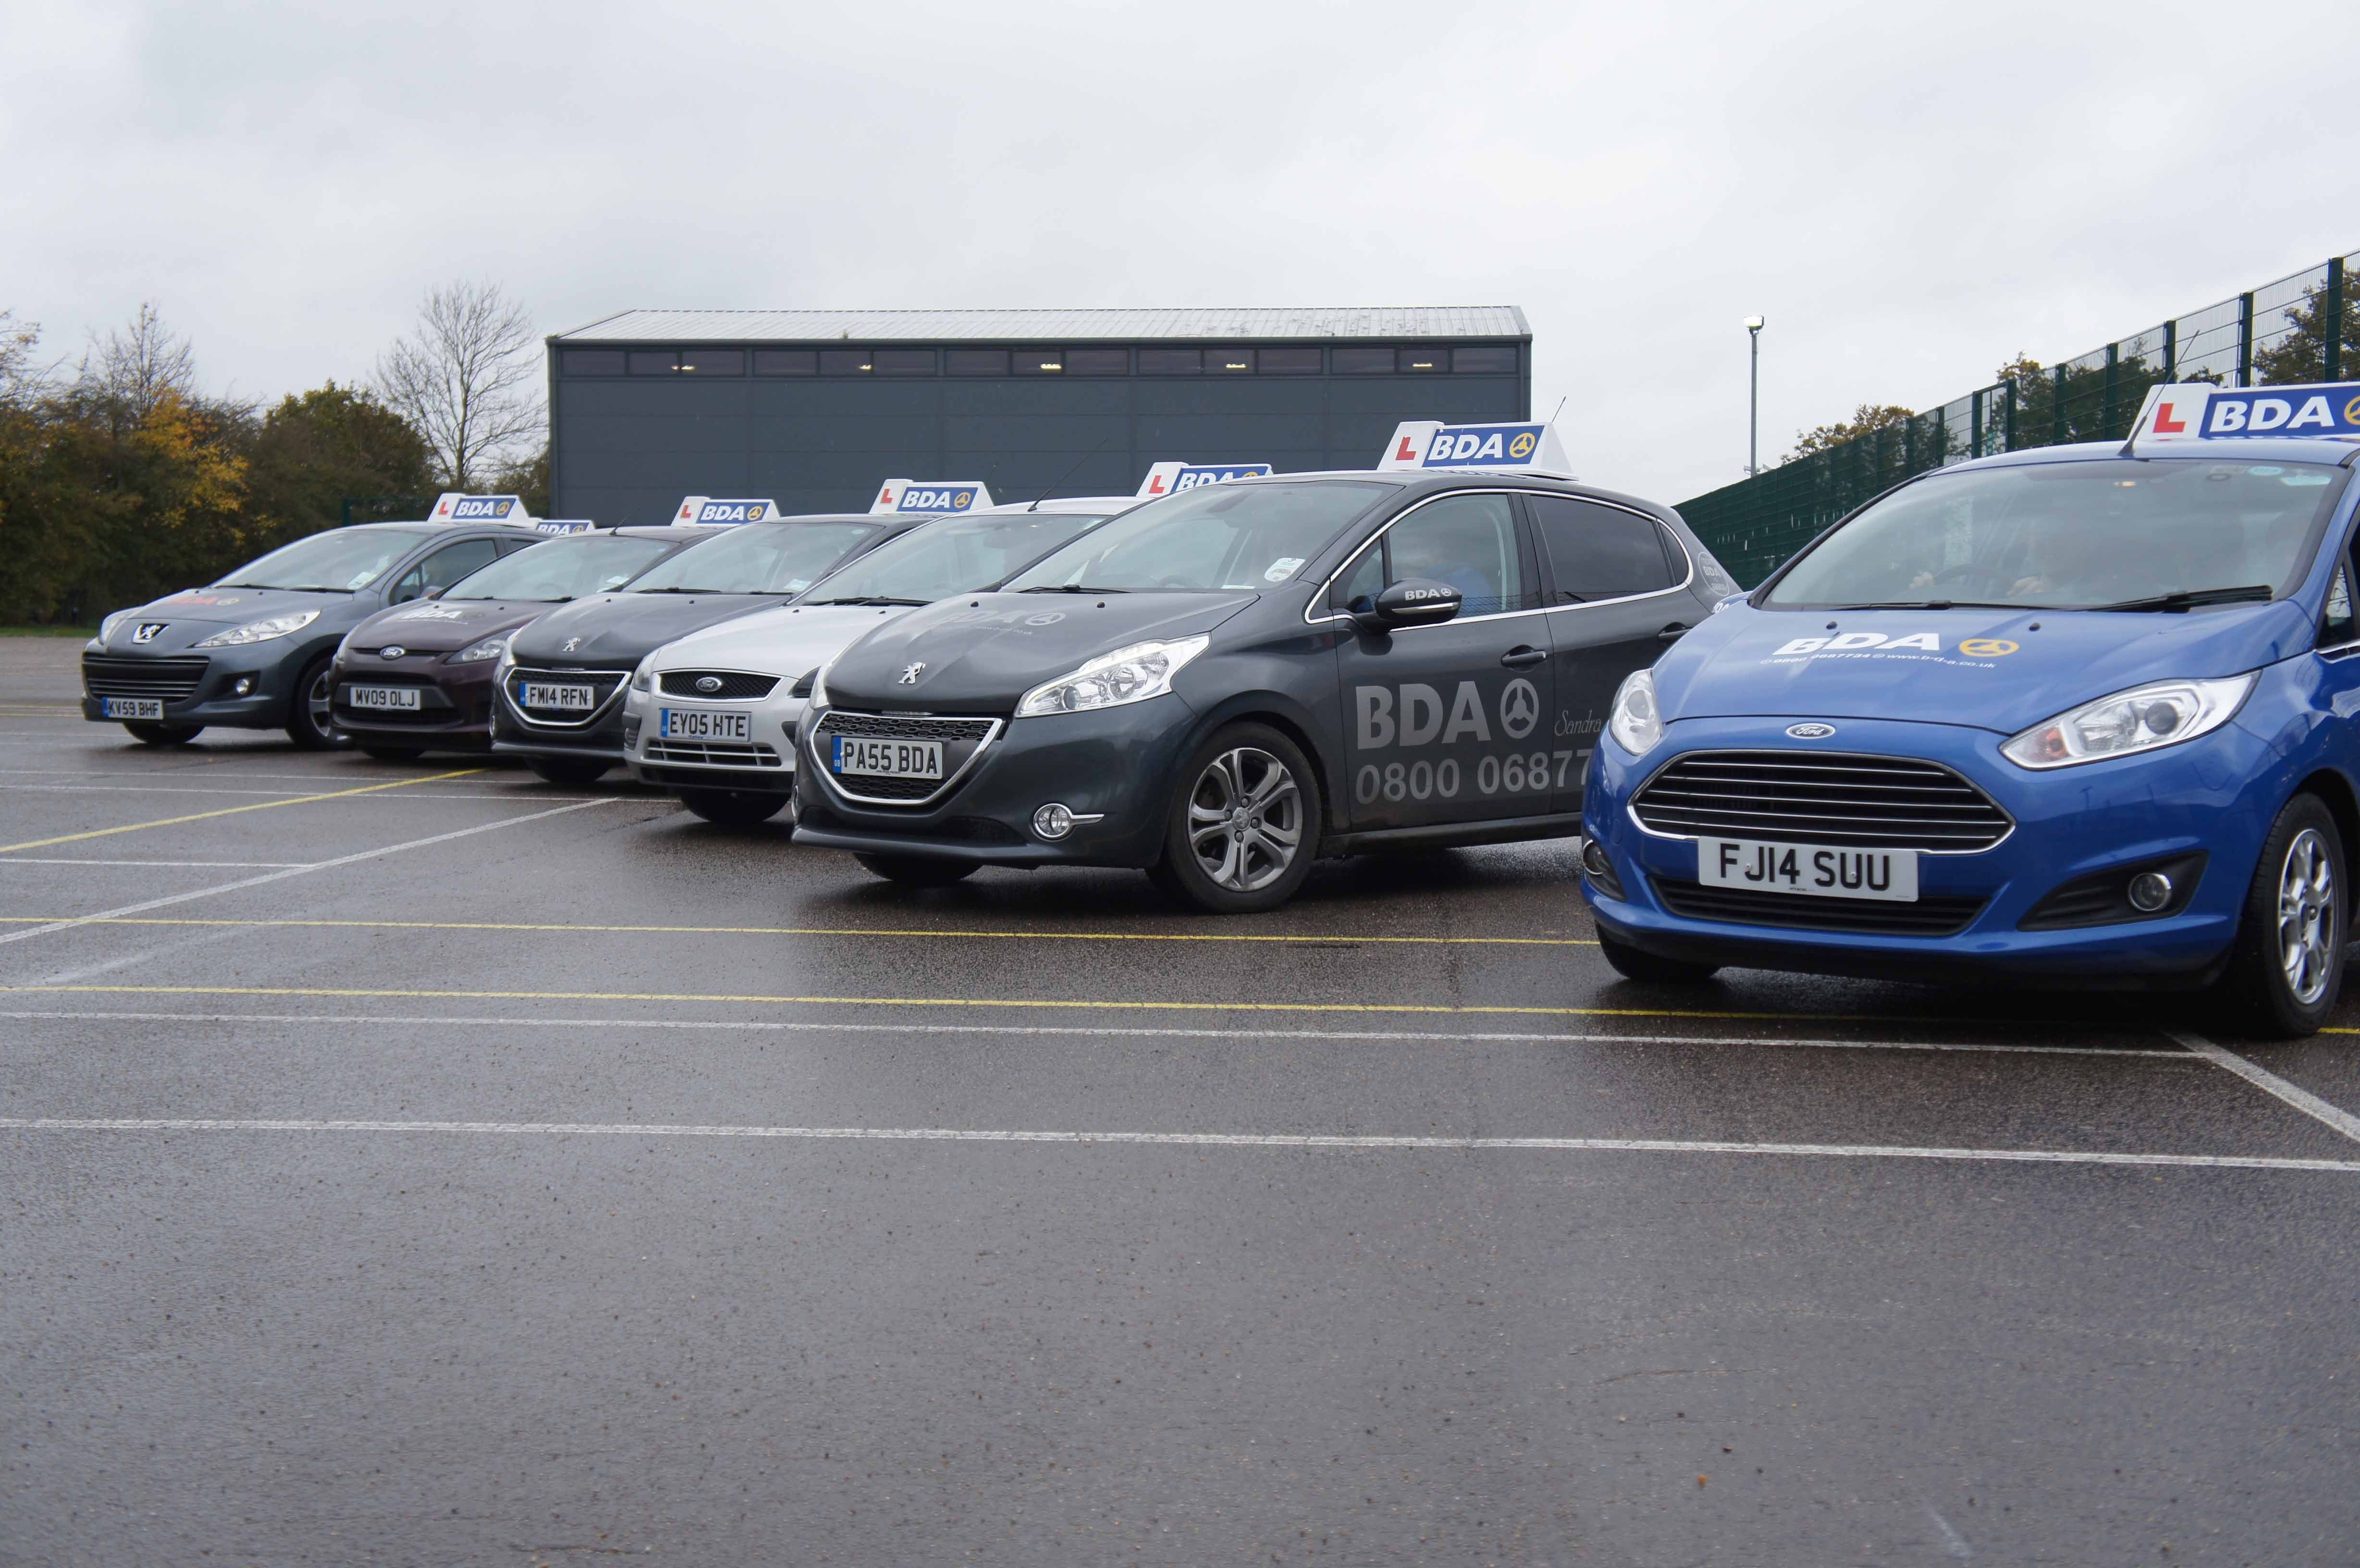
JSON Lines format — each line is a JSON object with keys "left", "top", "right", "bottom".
{"left": 83, "top": 512, "right": 554, "bottom": 748}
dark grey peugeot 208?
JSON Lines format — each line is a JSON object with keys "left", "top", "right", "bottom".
{"left": 793, "top": 467, "right": 1734, "bottom": 911}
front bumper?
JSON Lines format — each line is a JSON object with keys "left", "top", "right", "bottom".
{"left": 621, "top": 686, "right": 802, "bottom": 795}
{"left": 789, "top": 697, "right": 1195, "bottom": 867}
{"left": 331, "top": 654, "right": 498, "bottom": 751}
{"left": 1577, "top": 713, "right": 2284, "bottom": 990}
{"left": 81, "top": 639, "right": 321, "bottom": 731}
{"left": 489, "top": 664, "right": 631, "bottom": 763}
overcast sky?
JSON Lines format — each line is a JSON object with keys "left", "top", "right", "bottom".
{"left": 5, "top": 0, "right": 2353, "bottom": 503}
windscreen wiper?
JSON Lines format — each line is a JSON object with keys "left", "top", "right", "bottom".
{"left": 1020, "top": 584, "right": 1129, "bottom": 594}
{"left": 1829, "top": 600, "right": 2029, "bottom": 611}
{"left": 810, "top": 595, "right": 930, "bottom": 607}
{"left": 2088, "top": 585, "right": 2273, "bottom": 613}
{"left": 631, "top": 586, "right": 709, "bottom": 594}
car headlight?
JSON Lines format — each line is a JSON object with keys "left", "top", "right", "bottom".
{"left": 805, "top": 661, "right": 831, "bottom": 710}
{"left": 445, "top": 631, "right": 514, "bottom": 664}
{"left": 628, "top": 654, "right": 657, "bottom": 694}
{"left": 98, "top": 611, "right": 135, "bottom": 643}
{"left": 191, "top": 609, "right": 320, "bottom": 648}
{"left": 1606, "top": 667, "right": 1663, "bottom": 755}
{"left": 2000, "top": 673, "right": 2255, "bottom": 770}
{"left": 1015, "top": 635, "right": 1209, "bottom": 719}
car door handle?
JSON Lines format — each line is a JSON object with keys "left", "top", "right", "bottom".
{"left": 1500, "top": 645, "right": 1547, "bottom": 668}
{"left": 1658, "top": 623, "right": 1692, "bottom": 640}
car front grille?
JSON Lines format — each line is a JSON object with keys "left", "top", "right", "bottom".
{"left": 504, "top": 667, "right": 626, "bottom": 726}
{"left": 1631, "top": 750, "right": 2012, "bottom": 853}
{"left": 808, "top": 710, "right": 1000, "bottom": 807}
{"left": 83, "top": 654, "right": 209, "bottom": 701}
{"left": 659, "top": 670, "right": 779, "bottom": 699}
{"left": 644, "top": 740, "right": 784, "bottom": 768}
{"left": 1652, "top": 877, "right": 1987, "bottom": 937}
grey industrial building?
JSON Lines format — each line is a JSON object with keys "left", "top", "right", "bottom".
{"left": 546, "top": 307, "right": 1531, "bottom": 524}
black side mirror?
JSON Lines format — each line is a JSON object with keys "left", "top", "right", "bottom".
{"left": 1352, "top": 577, "right": 1463, "bottom": 633}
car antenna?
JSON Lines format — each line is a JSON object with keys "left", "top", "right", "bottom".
{"left": 1027, "top": 438, "right": 1109, "bottom": 511}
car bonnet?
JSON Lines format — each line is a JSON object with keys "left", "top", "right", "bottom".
{"left": 506, "top": 591, "right": 780, "bottom": 668}
{"left": 98, "top": 588, "right": 353, "bottom": 652}
{"left": 1658, "top": 599, "right": 2315, "bottom": 736}
{"left": 822, "top": 591, "right": 1261, "bottom": 713}
{"left": 349, "top": 598, "right": 548, "bottom": 653}
{"left": 652, "top": 602, "right": 919, "bottom": 680}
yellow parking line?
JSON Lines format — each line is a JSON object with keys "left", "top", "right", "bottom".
{"left": 0, "top": 770, "right": 484, "bottom": 854}
{"left": 0, "top": 915, "right": 1596, "bottom": 947}
{"left": 0, "top": 980, "right": 1981, "bottom": 1023}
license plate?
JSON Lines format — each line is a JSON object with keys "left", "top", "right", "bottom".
{"left": 1698, "top": 837, "right": 1918, "bottom": 902}
{"left": 101, "top": 697, "right": 163, "bottom": 720}
{"left": 522, "top": 682, "right": 597, "bottom": 711}
{"left": 659, "top": 707, "right": 749, "bottom": 741}
{"left": 832, "top": 735, "right": 944, "bottom": 780}
{"left": 346, "top": 686, "right": 420, "bottom": 711}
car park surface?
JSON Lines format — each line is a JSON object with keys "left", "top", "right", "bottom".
{"left": 3, "top": 637, "right": 2356, "bottom": 1563}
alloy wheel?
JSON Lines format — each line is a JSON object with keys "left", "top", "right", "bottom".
{"left": 2277, "top": 826, "right": 2337, "bottom": 1005}
{"left": 1185, "top": 746, "right": 1303, "bottom": 893}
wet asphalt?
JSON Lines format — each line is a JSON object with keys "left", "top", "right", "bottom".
{"left": 2, "top": 637, "right": 2356, "bottom": 1566}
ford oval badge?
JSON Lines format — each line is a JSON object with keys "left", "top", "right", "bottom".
{"left": 695, "top": 675, "right": 723, "bottom": 694}
{"left": 1785, "top": 722, "right": 1837, "bottom": 740}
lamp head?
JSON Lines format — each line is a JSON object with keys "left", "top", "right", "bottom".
{"left": 1743, "top": 316, "right": 1766, "bottom": 332}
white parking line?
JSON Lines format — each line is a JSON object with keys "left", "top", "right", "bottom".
{"left": 0, "top": 1009, "right": 2199, "bottom": 1055}
{"left": 0, "top": 799, "right": 617, "bottom": 948}
{"left": 1, "top": 1115, "right": 2349, "bottom": 1171}
{"left": 2171, "top": 1031, "right": 2360, "bottom": 1144}
{"left": 0, "top": 858, "right": 314, "bottom": 868}
{"left": 0, "top": 785, "right": 601, "bottom": 802}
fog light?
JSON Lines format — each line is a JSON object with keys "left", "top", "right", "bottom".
{"left": 2127, "top": 871, "right": 2174, "bottom": 913}
{"left": 233, "top": 675, "right": 254, "bottom": 696}
{"left": 1581, "top": 838, "right": 1613, "bottom": 877}
{"left": 1032, "top": 803, "right": 1076, "bottom": 840}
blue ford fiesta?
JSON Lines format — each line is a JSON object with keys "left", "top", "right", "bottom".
{"left": 1580, "top": 383, "right": 2360, "bottom": 1036}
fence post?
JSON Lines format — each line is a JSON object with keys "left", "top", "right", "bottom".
{"left": 2238, "top": 292, "right": 2255, "bottom": 386}
{"left": 2103, "top": 343, "right": 2119, "bottom": 436}
{"left": 1971, "top": 389, "right": 1984, "bottom": 459}
{"left": 2163, "top": 318, "right": 2176, "bottom": 380}
{"left": 2328, "top": 257, "right": 2345, "bottom": 383}
{"left": 2053, "top": 365, "right": 2067, "bottom": 446}
{"left": 2004, "top": 380, "right": 2018, "bottom": 451}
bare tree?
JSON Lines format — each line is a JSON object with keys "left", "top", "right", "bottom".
{"left": 373, "top": 281, "right": 545, "bottom": 490}
{"left": 0, "top": 311, "right": 52, "bottom": 410}
{"left": 78, "top": 302, "right": 196, "bottom": 429}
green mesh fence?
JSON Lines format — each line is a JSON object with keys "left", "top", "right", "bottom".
{"left": 1678, "top": 251, "right": 2360, "bottom": 587}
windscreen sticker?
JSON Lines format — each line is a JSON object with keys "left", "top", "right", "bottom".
{"left": 1766, "top": 630, "right": 2014, "bottom": 668}
{"left": 1264, "top": 557, "right": 1305, "bottom": 582}
{"left": 396, "top": 605, "right": 468, "bottom": 621}
{"left": 347, "top": 570, "right": 381, "bottom": 589}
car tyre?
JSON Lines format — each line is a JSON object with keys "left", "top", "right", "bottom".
{"left": 361, "top": 746, "right": 424, "bottom": 763}
{"left": 1152, "top": 722, "right": 1321, "bottom": 915}
{"left": 854, "top": 853, "right": 978, "bottom": 887}
{"left": 678, "top": 787, "right": 787, "bottom": 826}
{"left": 1597, "top": 932, "right": 1721, "bottom": 985}
{"left": 2214, "top": 792, "right": 2345, "bottom": 1038}
{"left": 526, "top": 755, "right": 612, "bottom": 786}
{"left": 285, "top": 655, "right": 347, "bottom": 750}
{"left": 124, "top": 722, "right": 203, "bottom": 746}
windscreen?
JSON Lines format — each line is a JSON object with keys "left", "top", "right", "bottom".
{"left": 214, "top": 527, "right": 432, "bottom": 593}
{"left": 1004, "top": 480, "right": 1390, "bottom": 593}
{"left": 443, "top": 534, "right": 675, "bottom": 602}
{"left": 801, "top": 512, "right": 1112, "bottom": 604}
{"left": 626, "top": 521, "right": 881, "bottom": 596}
{"left": 1763, "top": 458, "right": 2349, "bottom": 610}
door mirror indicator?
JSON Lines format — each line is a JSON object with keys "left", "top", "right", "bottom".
{"left": 1355, "top": 578, "right": 1463, "bottom": 632}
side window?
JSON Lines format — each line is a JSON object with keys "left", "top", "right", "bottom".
{"left": 1329, "top": 541, "right": 1384, "bottom": 611}
{"left": 2325, "top": 561, "right": 2357, "bottom": 649}
{"left": 390, "top": 539, "right": 501, "bottom": 602}
{"left": 1382, "top": 494, "right": 1531, "bottom": 615}
{"left": 1528, "top": 495, "right": 1677, "bottom": 602}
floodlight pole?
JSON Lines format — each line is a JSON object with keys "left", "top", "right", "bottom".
{"left": 1744, "top": 317, "right": 1766, "bottom": 476}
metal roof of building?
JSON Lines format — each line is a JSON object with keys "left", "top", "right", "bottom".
{"left": 553, "top": 306, "right": 1529, "bottom": 343}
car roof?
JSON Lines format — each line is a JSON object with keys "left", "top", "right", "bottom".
{"left": 975, "top": 496, "right": 1130, "bottom": 515}
{"left": 1946, "top": 437, "right": 2360, "bottom": 474}
{"left": 1179, "top": 467, "right": 1688, "bottom": 526}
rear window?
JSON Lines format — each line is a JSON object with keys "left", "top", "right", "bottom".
{"left": 1529, "top": 496, "right": 1678, "bottom": 601}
